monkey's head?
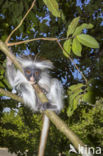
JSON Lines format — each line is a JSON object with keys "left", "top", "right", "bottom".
{"left": 17, "top": 56, "right": 54, "bottom": 83}
{"left": 24, "top": 66, "right": 41, "bottom": 83}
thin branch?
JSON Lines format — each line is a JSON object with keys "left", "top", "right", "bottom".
{"left": 7, "top": 37, "right": 58, "bottom": 47}
{"left": 56, "top": 40, "right": 88, "bottom": 84}
{"left": 0, "top": 40, "right": 23, "bottom": 73}
{"left": 6, "top": 37, "right": 70, "bottom": 47}
{"left": 5, "top": 0, "right": 36, "bottom": 44}
{"left": 0, "top": 88, "right": 23, "bottom": 103}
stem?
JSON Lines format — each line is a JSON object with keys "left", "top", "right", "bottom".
{"left": 56, "top": 40, "right": 88, "bottom": 84}
{"left": 5, "top": 0, "right": 36, "bottom": 44}
{"left": 7, "top": 37, "right": 58, "bottom": 47}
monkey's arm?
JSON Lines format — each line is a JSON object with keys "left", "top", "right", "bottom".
{"left": 6, "top": 58, "right": 37, "bottom": 111}
{"left": 6, "top": 57, "right": 29, "bottom": 90}
{"left": 47, "top": 79, "right": 64, "bottom": 112}
{"left": 6, "top": 57, "right": 17, "bottom": 87}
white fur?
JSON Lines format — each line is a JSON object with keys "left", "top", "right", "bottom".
{"left": 35, "top": 61, "right": 54, "bottom": 70}
{"left": 15, "top": 71, "right": 37, "bottom": 110}
{"left": 47, "top": 79, "right": 63, "bottom": 112}
{"left": 39, "top": 72, "right": 63, "bottom": 112}
{"left": 38, "top": 72, "right": 51, "bottom": 92}
{"left": 17, "top": 57, "right": 54, "bottom": 70}
{"left": 7, "top": 57, "right": 63, "bottom": 112}
{"left": 7, "top": 66, "right": 37, "bottom": 111}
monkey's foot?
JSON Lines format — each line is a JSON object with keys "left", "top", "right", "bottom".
{"left": 42, "top": 102, "right": 57, "bottom": 110}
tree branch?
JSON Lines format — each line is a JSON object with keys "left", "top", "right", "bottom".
{"left": 5, "top": 0, "right": 36, "bottom": 44}
{"left": 7, "top": 37, "right": 58, "bottom": 47}
{"left": 45, "top": 110, "right": 84, "bottom": 150}
{"left": 0, "top": 40, "right": 23, "bottom": 73}
{"left": 0, "top": 88, "right": 23, "bottom": 103}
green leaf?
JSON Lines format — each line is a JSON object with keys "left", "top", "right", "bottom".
{"left": 67, "top": 83, "right": 85, "bottom": 117}
{"left": 63, "top": 51, "right": 69, "bottom": 58}
{"left": 43, "top": 0, "right": 60, "bottom": 17}
{"left": 67, "top": 94, "right": 83, "bottom": 117}
{"left": 73, "top": 23, "right": 94, "bottom": 36}
{"left": 69, "top": 83, "right": 85, "bottom": 92}
{"left": 1, "top": 35, "right": 8, "bottom": 42}
{"left": 3, "top": 79, "right": 11, "bottom": 88}
{"left": 77, "top": 34, "right": 99, "bottom": 48}
{"left": 63, "top": 39, "right": 72, "bottom": 55}
{"left": 68, "top": 89, "right": 83, "bottom": 99}
{"left": 72, "top": 37, "right": 82, "bottom": 56}
{"left": 67, "top": 17, "right": 80, "bottom": 37}
{"left": 83, "top": 91, "right": 95, "bottom": 104}
{"left": 0, "top": 81, "right": 5, "bottom": 88}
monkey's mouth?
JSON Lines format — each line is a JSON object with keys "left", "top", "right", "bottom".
{"left": 30, "top": 76, "right": 35, "bottom": 82}
{"left": 29, "top": 81, "right": 37, "bottom": 85}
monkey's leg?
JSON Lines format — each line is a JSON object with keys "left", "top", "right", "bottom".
{"left": 36, "top": 87, "right": 58, "bottom": 111}
{"left": 47, "top": 79, "right": 63, "bottom": 113}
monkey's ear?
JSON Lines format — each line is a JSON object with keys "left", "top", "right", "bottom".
{"left": 35, "top": 60, "right": 54, "bottom": 70}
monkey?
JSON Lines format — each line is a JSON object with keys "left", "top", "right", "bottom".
{"left": 6, "top": 55, "right": 64, "bottom": 113}
{"left": 6, "top": 55, "right": 64, "bottom": 155}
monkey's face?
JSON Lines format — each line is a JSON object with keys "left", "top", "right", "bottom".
{"left": 24, "top": 67, "right": 41, "bottom": 83}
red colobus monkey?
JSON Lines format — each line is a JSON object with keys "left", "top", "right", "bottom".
{"left": 6, "top": 56, "right": 64, "bottom": 155}
{"left": 6, "top": 56, "right": 64, "bottom": 112}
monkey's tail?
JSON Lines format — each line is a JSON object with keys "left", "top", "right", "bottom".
{"left": 38, "top": 115, "right": 50, "bottom": 156}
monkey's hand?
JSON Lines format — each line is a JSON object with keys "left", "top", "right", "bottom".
{"left": 37, "top": 102, "right": 57, "bottom": 111}
{"left": 42, "top": 102, "right": 57, "bottom": 110}
{"left": 40, "top": 103, "right": 60, "bottom": 114}
{"left": 29, "top": 81, "right": 35, "bottom": 85}
{"left": 6, "top": 57, "right": 12, "bottom": 66}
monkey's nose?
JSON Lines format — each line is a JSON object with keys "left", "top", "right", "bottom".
{"left": 30, "top": 76, "right": 35, "bottom": 82}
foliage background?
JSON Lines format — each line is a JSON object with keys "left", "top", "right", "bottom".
{"left": 0, "top": 0, "right": 103, "bottom": 155}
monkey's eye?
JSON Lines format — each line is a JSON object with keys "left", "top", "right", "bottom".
{"left": 26, "top": 70, "right": 31, "bottom": 74}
